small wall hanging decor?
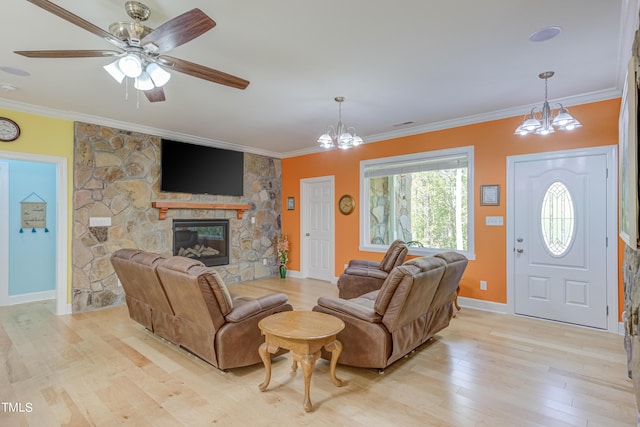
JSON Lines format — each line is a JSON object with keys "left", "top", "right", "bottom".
{"left": 480, "top": 185, "right": 500, "bottom": 206}
{"left": 19, "top": 192, "right": 49, "bottom": 233}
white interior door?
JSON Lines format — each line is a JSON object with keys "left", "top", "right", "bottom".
{"left": 301, "top": 177, "right": 334, "bottom": 281}
{"left": 513, "top": 152, "right": 609, "bottom": 329}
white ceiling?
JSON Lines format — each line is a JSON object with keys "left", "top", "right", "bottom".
{"left": 0, "top": 0, "right": 637, "bottom": 158}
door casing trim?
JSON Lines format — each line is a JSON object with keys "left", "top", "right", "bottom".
{"left": 0, "top": 152, "right": 69, "bottom": 315}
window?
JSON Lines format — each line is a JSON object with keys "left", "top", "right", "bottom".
{"left": 540, "top": 181, "right": 575, "bottom": 257}
{"left": 360, "top": 146, "right": 474, "bottom": 258}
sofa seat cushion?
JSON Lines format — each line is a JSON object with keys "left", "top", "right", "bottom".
{"left": 316, "top": 292, "right": 382, "bottom": 323}
{"left": 225, "top": 293, "right": 290, "bottom": 322}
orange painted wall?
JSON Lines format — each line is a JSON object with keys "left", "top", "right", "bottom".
{"left": 282, "top": 98, "right": 622, "bottom": 313}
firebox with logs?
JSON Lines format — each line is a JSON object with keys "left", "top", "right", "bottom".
{"left": 172, "top": 219, "right": 229, "bottom": 267}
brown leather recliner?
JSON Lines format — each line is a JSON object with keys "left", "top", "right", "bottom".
{"left": 337, "top": 239, "right": 409, "bottom": 299}
{"left": 313, "top": 252, "right": 468, "bottom": 370}
{"left": 156, "top": 256, "right": 293, "bottom": 370}
{"left": 110, "top": 248, "right": 179, "bottom": 344}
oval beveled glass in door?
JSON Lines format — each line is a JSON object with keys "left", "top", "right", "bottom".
{"left": 540, "top": 181, "right": 575, "bottom": 257}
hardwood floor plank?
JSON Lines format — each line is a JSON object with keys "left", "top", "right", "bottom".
{"left": 0, "top": 276, "right": 636, "bottom": 426}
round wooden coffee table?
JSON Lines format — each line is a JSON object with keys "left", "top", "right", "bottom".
{"left": 258, "top": 311, "right": 345, "bottom": 412}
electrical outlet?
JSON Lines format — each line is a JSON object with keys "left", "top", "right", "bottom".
{"left": 263, "top": 258, "right": 267, "bottom": 265}
{"left": 251, "top": 217, "right": 256, "bottom": 224}
{"left": 117, "top": 278, "right": 122, "bottom": 287}
{"left": 480, "top": 280, "right": 487, "bottom": 291}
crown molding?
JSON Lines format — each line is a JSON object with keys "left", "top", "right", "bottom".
{"left": 282, "top": 88, "right": 620, "bottom": 156}
{"left": 0, "top": 85, "right": 621, "bottom": 161}
{"left": 0, "top": 98, "right": 284, "bottom": 159}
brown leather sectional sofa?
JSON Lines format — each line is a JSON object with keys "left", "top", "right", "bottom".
{"left": 313, "top": 252, "right": 468, "bottom": 370}
{"left": 110, "top": 248, "right": 293, "bottom": 370}
{"left": 112, "top": 247, "right": 466, "bottom": 373}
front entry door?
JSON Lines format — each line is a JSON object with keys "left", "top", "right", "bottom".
{"left": 513, "top": 152, "right": 608, "bottom": 329}
{"left": 301, "top": 177, "right": 334, "bottom": 281}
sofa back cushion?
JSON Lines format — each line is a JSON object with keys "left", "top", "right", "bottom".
{"left": 431, "top": 252, "right": 468, "bottom": 310}
{"left": 375, "top": 256, "right": 446, "bottom": 332}
{"left": 378, "top": 240, "right": 409, "bottom": 273}
{"left": 156, "top": 256, "right": 232, "bottom": 331}
{"left": 111, "top": 248, "right": 171, "bottom": 313}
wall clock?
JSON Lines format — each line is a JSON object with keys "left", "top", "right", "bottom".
{"left": 0, "top": 117, "right": 20, "bottom": 142}
{"left": 339, "top": 194, "right": 356, "bottom": 215}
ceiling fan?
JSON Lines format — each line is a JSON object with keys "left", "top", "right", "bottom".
{"left": 14, "top": 0, "right": 250, "bottom": 102}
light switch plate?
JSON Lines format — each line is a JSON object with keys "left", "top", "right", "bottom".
{"left": 89, "top": 217, "right": 111, "bottom": 227}
{"left": 485, "top": 216, "right": 503, "bottom": 226}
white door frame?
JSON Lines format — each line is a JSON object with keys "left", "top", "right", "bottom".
{"left": 506, "top": 146, "right": 618, "bottom": 333}
{"left": 300, "top": 176, "right": 335, "bottom": 280}
{"left": 0, "top": 151, "right": 69, "bottom": 315}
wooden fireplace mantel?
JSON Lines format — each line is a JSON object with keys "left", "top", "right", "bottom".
{"left": 152, "top": 201, "right": 252, "bottom": 220}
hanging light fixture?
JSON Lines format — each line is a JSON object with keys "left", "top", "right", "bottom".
{"left": 514, "top": 71, "right": 582, "bottom": 136}
{"left": 318, "top": 97, "right": 363, "bottom": 149}
{"left": 103, "top": 54, "right": 171, "bottom": 90}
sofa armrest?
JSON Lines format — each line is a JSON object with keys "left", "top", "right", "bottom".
{"left": 337, "top": 268, "right": 388, "bottom": 299}
{"left": 316, "top": 296, "right": 382, "bottom": 323}
{"left": 225, "top": 293, "right": 289, "bottom": 323}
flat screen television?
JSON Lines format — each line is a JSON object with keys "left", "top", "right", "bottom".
{"left": 160, "top": 139, "right": 244, "bottom": 196}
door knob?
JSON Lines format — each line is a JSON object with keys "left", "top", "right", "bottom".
{"left": 516, "top": 248, "right": 524, "bottom": 253}
{"left": 517, "top": 238, "right": 523, "bottom": 242}
{"left": 305, "top": 233, "right": 310, "bottom": 236}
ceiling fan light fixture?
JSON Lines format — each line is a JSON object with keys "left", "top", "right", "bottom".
{"left": 118, "top": 54, "right": 143, "bottom": 78}
{"left": 514, "top": 71, "right": 582, "bottom": 136}
{"left": 146, "top": 62, "right": 171, "bottom": 87}
{"left": 134, "top": 71, "right": 154, "bottom": 90}
{"left": 103, "top": 59, "right": 126, "bottom": 83}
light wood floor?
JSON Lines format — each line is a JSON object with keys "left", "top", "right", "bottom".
{"left": 0, "top": 276, "right": 637, "bottom": 426}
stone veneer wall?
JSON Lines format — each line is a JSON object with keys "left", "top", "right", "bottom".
{"left": 623, "top": 246, "right": 640, "bottom": 414}
{"left": 72, "top": 122, "right": 282, "bottom": 312}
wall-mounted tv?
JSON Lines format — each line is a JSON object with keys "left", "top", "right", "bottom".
{"left": 160, "top": 139, "right": 244, "bottom": 196}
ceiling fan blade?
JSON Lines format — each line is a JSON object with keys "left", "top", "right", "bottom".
{"left": 27, "top": 0, "right": 126, "bottom": 49}
{"left": 141, "top": 9, "right": 215, "bottom": 54}
{"left": 160, "top": 56, "right": 249, "bottom": 90}
{"left": 14, "top": 49, "right": 121, "bottom": 58}
{"left": 144, "top": 87, "right": 166, "bottom": 103}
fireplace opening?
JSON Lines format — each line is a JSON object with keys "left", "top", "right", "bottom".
{"left": 172, "top": 219, "right": 229, "bottom": 267}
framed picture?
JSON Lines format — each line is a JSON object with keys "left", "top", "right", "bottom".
{"left": 287, "top": 197, "right": 295, "bottom": 211}
{"left": 480, "top": 184, "right": 500, "bottom": 206}
{"left": 619, "top": 56, "right": 639, "bottom": 248}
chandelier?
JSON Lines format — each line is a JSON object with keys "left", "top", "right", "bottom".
{"left": 514, "top": 71, "right": 581, "bottom": 136}
{"left": 103, "top": 53, "right": 171, "bottom": 91}
{"left": 318, "top": 97, "right": 363, "bottom": 149}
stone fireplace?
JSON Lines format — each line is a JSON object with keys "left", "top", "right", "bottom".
{"left": 173, "top": 219, "right": 229, "bottom": 267}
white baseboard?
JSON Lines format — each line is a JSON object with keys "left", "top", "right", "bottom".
{"left": 285, "top": 269, "right": 302, "bottom": 278}
{"left": 7, "top": 290, "right": 55, "bottom": 306}
{"left": 457, "top": 296, "right": 507, "bottom": 314}
{"left": 284, "top": 270, "right": 339, "bottom": 285}
{"left": 57, "top": 303, "right": 72, "bottom": 315}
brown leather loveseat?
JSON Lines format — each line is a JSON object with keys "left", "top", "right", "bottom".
{"left": 110, "top": 248, "right": 293, "bottom": 370}
{"left": 313, "top": 252, "right": 467, "bottom": 370}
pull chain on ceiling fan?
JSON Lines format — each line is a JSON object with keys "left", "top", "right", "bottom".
{"left": 14, "top": 0, "right": 250, "bottom": 103}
